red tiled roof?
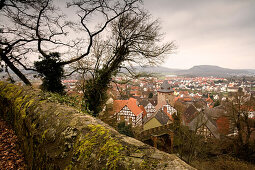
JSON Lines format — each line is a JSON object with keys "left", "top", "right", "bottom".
{"left": 174, "top": 97, "right": 180, "bottom": 102}
{"left": 183, "top": 97, "right": 192, "bottom": 102}
{"left": 113, "top": 100, "right": 127, "bottom": 113}
{"left": 127, "top": 98, "right": 143, "bottom": 116}
{"left": 180, "top": 91, "right": 189, "bottom": 95}
{"left": 130, "top": 90, "right": 139, "bottom": 94}
{"left": 113, "top": 98, "right": 143, "bottom": 116}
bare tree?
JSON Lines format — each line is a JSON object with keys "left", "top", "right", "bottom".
{"left": 0, "top": 0, "right": 41, "bottom": 85}
{"left": 0, "top": 0, "right": 142, "bottom": 89}
{"left": 225, "top": 90, "right": 255, "bottom": 159}
{"left": 74, "top": 11, "right": 175, "bottom": 116}
{"left": 0, "top": 0, "right": 74, "bottom": 86}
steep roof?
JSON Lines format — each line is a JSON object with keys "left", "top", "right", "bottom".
{"left": 183, "top": 104, "right": 199, "bottom": 123}
{"left": 144, "top": 109, "right": 169, "bottom": 125}
{"left": 162, "top": 106, "right": 174, "bottom": 121}
{"left": 157, "top": 80, "right": 174, "bottom": 93}
{"left": 155, "top": 110, "right": 169, "bottom": 125}
{"left": 113, "top": 98, "right": 143, "bottom": 116}
{"left": 203, "top": 106, "right": 227, "bottom": 118}
{"left": 188, "top": 112, "right": 220, "bottom": 139}
{"left": 113, "top": 100, "right": 127, "bottom": 113}
{"left": 138, "top": 99, "right": 149, "bottom": 107}
{"left": 126, "top": 98, "right": 143, "bottom": 116}
{"left": 149, "top": 99, "right": 158, "bottom": 106}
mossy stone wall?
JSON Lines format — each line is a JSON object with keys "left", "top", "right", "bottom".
{"left": 0, "top": 82, "right": 194, "bottom": 169}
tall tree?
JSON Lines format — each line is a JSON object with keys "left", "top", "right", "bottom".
{"left": 224, "top": 91, "right": 255, "bottom": 160}
{"left": 75, "top": 11, "right": 175, "bottom": 116}
{"left": 0, "top": 0, "right": 141, "bottom": 90}
{"left": 0, "top": 0, "right": 41, "bottom": 85}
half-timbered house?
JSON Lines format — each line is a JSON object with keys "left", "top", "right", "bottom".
{"left": 113, "top": 98, "right": 143, "bottom": 126}
{"left": 138, "top": 99, "right": 157, "bottom": 120}
{"left": 188, "top": 112, "right": 220, "bottom": 139}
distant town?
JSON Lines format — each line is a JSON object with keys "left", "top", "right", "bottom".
{"left": 1, "top": 66, "right": 255, "bottom": 161}
{"left": 1, "top": 0, "right": 254, "bottom": 168}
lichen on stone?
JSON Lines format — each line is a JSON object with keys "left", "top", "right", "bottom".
{"left": 73, "top": 124, "right": 124, "bottom": 169}
{"left": 0, "top": 82, "right": 195, "bottom": 170}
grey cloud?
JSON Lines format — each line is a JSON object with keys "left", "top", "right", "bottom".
{"left": 144, "top": 0, "right": 255, "bottom": 69}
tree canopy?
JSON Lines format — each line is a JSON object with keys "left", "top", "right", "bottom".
{"left": 1, "top": 0, "right": 175, "bottom": 116}
{"left": 0, "top": 0, "right": 143, "bottom": 86}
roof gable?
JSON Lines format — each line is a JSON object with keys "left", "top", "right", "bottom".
{"left": 139, "top": 105, "right": 147, "bottom": 118}
{"left": 126, "top": 98, "right": 143, "bottom": 116}
{"left": 144, "top": 109, "right": 169, "bottom": 125}
{"left": 113, "top": 100, "right": 128, "bottom": 113}
{"left": 155, "top": 110, "right": 169, "bottom": 125}
{"left": 188, "top": 113, "right": 220, "bottom": 139}
{"left": 113, "top": 98, "right": 143, "bottom": 116}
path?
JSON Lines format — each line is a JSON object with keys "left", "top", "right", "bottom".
{"left": 0, "top": 117, "right": 26, "bottom": 169}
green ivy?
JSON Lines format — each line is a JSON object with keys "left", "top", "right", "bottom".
{"left": 34, "top": 52, "right": 65, "bottom": 94}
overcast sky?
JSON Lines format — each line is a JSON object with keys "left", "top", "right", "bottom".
{"left": 143, "top": 0, "right": 255, "bottom": 69}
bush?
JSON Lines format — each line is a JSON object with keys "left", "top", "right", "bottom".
{"left": 117, "top": 122, "right": 134, "bottom": 137}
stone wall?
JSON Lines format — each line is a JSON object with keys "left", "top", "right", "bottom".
{"left": 0, "top": 82, "right": 194, "bottom": 169}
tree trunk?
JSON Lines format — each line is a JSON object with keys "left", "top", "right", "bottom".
{"left": 0, "top": 52, "right": 32, "bottom": 86}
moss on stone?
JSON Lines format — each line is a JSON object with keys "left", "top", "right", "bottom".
{"left": 0, "top": 82, "right": 194, "bottom": 170}
{"left": 73, "top": 124, "right": 124, "bottom": 169}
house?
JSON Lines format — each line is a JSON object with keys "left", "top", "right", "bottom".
{"left": 155, "top": 100, "right": 177, "bottom": 117}
{"left": 162, "top": 103, "right": 177, "bottom": 116}
{"left": 139, "top": 105, "right": 147, "bottom": 120}
{"left": 138, "top": 99, "right": 157, "bottom": 120}
{"left": 216, "top": 116, "right": 230, "bottom": 135}
{"left": 113, "top": 98, "right": 143, "bottom": 126}
{"left": 143, "top": 109, "right": 172, "bottom": 131}
{"left": 187, "top": 112, "right": 220, "bottom": 139}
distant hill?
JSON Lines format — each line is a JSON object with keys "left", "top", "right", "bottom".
{"left": 132, "top": 65, "right": 255, "bottom": 77}
{"left": 245, "top": 69, "right": 255, "bottom": 74}
{"left": 132, "top": 66, "right": 181, "bottom": 74}
{"left": 1, "top": 65, "right": 254, "bottom": 79}
{"left": 176, "top": 65, "right": 254, "bottom": 77}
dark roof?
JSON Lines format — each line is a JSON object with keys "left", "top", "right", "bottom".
{"left": 193, "top": 100, "right": 207, "bottom": 109}
{"left": 138, "top": 99, "right": 149, "bottom": 107}
{"left": 149, "top": 99, "right": 158, "bottom": 106}
{"left": 203, "top": 106, "right": 227, "bottom": 119}
{"left": 144, "top": 110, "right": 169, "bottom": 125}
{"left": 155, "top": 110, "right": 169, "bottom": 125}
{"left": 183, "top": 104, "right": 199, "bottom": 123}
{"left": 188, "top": 112, "right": 220, "bottom": 139}
{"left": 144, "top": 109, "right": 169, "bottom": 125}
{"left": 157, "top": 80, "right": 174, "bottom": 93}
{"left": 137, "top": 98, "right": 157, "bottom": 107}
